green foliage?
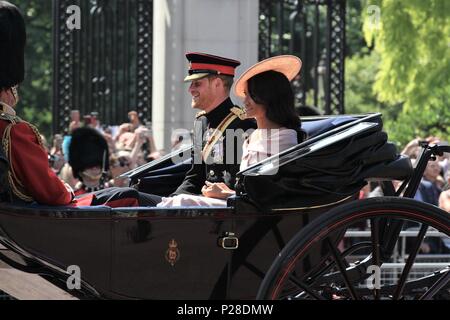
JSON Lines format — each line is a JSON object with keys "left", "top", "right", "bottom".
{"left": 361, "top": 0, "right": 450, "bottom": 145}
{"left": 346, "top": 49, "right": 383, "bottom": 114}
{"left": 14, "top": 1, "right": 53, "bottom": 138}
{"left": 384, "top": 102, "right": 450, "bottom": 147}
{"left": 346, "top": 0, "right": 370, "bottom": 57}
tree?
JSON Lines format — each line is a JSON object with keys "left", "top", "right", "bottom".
{"left": 362, "top": 0, "right": 450, "bottom": 145}
{"left": 346, "top": 49, "right": 383, "bottom": 114}
{"left": 13, "top": 1, "right": 53, "bottom": 139}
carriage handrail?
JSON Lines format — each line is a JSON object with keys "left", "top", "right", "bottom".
{"left": 120, "top": 113, "right": 382, "bottom": 180}
{"left": 119, "top": 145, "right": 192, "bottom": 179}
{"left": 401, "top": 142, "right": 450, "bottom": 199}
{"left": 237, "top": 113, "right": 382, "bottom": 177}
{"left": 239, "top": 121, "right": 380, "bottom": 177}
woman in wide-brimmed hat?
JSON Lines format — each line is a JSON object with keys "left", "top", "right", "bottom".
{"left": 157, "top": 55, "right": 304, "bottom": 206}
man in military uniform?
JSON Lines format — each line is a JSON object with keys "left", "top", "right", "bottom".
{"left": 0, "top": 1, "right": 159, "bottom": 207}
{"left": 172, "top": 52, "right": 256, "bottom": 196}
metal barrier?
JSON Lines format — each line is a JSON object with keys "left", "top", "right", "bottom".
{"left": 345, "top": 228, "right": 450, "bottom": 286}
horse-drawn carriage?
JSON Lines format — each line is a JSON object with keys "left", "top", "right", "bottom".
{"left": 0, "top": 113, "right": 448, "bottom": 300}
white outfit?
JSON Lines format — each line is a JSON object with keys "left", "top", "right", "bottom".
{"left": 240, "top": 128, "right": 298, "bottom": 171}
{"left": 157, "top": 128, "right": 298, "bottom": 208}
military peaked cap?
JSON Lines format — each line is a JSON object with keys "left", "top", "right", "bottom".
{"left": 184, "top": 52, "right": 241, "bottom": 82}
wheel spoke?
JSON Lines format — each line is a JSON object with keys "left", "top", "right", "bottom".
{"left": 307, "top": 242, "right": 372, "bottom": 287}
{"left": 258, "top": 198, "right": 450, "bottom": 301}
{"left": 419, "top": 269, "right": 450, "bottom": 300}
{"left": 271, "top": 226, "right": 285, "bottom": 251}
{"left": 393, "top": 224, "right": 428, "bottom": 300}
{"left": 326, "top": 238, "right": 360, "bottom": 300}
{"left": 287, "top": 275, "right": 326, "bottom": 300}
{"left": 371, "top": 218, "right": 381, "bottom": 300}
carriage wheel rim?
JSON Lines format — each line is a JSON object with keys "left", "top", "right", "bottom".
{"left": 270, "top": 209, "right": 450, "bottom": 300}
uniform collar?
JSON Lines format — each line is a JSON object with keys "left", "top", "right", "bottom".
{"left": 204, "top": 98, "right": 234, "bottom": 128}
{"left": 0, "top": 102, "right": 17, "bottom": 116}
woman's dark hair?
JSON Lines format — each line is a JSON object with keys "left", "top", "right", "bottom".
{"left": 0, "top": 1, "right": 26, "bottom": 90}
{"left": 247, "top": 70, "right": 305, "bottom": 141}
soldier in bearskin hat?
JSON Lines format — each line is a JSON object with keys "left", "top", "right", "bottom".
{"left": 0, "top": 1, "right": 69, "bottom": 205}
{"left": 0, "top": 2, "right": 158, "bottom": 207}
{"left": 69, "top": 127, "right": 110, "bottom": 196}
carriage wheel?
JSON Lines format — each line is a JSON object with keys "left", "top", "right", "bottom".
{"left": 257, "top": 197, "right": 450, "bottom": 300}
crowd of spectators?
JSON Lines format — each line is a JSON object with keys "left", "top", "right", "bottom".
{"left": 359, "top": 136, "right": 450, "bottom": 254}
{"left": 340, "top": 136, "right": 450, "bottom": 255}
{"left": 400, "top": 136, "right": 450, "bottom": 212}
{"left": 43, "top": 110, "right": 163, "bottom": 193}
{"left": 399, "top": 136, "right": 450, "bottom": 254}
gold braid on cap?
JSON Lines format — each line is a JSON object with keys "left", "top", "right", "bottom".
{"left": 1, "top": 108, "right": 44, "bottom": 202}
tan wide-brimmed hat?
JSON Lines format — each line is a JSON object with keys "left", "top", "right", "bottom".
{"left": 233, "top": 55, "right": 302, "bottom": 98}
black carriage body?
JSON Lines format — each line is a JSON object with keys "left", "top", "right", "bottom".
{"left": 0, "top": 203, "right": 332, "bottom": 299}
{"left": 1, "top": 114, "right": 413, "bottom": 299}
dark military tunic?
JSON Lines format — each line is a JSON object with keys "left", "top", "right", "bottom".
{"left": 173, "top": 98, "right": 256, "bottom": 196}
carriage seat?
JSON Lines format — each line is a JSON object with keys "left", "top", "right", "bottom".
{"left": 362, "top": 154, "right": 413, "bottom": 181}
{"left": 301, "top": 116, "right": 356, "bottom": 138}
{"left": 234, "top": 113, "right": 412, "bottom": 211}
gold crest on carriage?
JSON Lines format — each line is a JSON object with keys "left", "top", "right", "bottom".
{"left": 165, "top": 239, "right": 181, "bottom": 267}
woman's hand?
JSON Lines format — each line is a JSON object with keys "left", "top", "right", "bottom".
{"left": 201, "top": 181, "right": 235, "bottom": 200}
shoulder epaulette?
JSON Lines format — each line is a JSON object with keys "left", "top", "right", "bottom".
{"left": 1, "top": 103, "right": 43, "bottom": 202}
{"left": 230, "top": 106, "right": 247, "bottom": 120}
{"left": 0, "top": 102, "right": 21, "bottom": 124}
{"left": 196, "top": 111, "right": 207, "bottom": 119}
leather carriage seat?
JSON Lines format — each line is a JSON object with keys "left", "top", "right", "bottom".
{"left": 302, "top": 116, "right": 357, "bottom": 139}
{"left": 136, "top": 158, "right": 191, "bottom": 196}
{"left": 362, "top": 154, "right": 414, "bottom": 181}
{"left": 301, "top": 115, "right": 414, "bottom": 181}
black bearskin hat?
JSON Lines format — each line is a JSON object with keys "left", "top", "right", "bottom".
{"left": 69, "top": 127, "right": 109, "bottom": 179}
{"left": 0, "top": 1, "right": 26, "bottom": 90}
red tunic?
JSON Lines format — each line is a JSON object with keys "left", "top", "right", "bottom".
{"left": 0, "top": 120, "right": 79, "bottom": 205}
{"left": 0, "top": 111, "right": 140, "bottom": 208}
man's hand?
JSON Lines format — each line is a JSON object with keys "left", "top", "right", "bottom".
{"left": 62, "top": 181, "right": 75, "bottom": 201}
{"left": 201, "top": 181, "right": 235, "bottom": 200}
